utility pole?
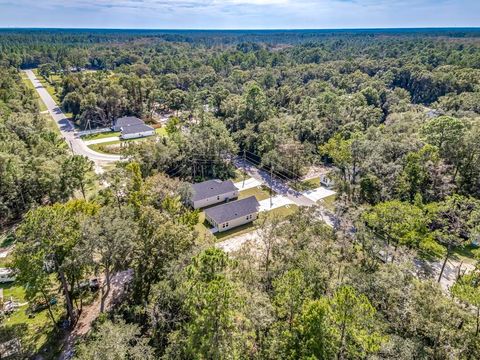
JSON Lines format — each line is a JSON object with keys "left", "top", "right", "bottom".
{"left": 242, "top": 149, "right": 246, "bottom": 189}
{"left": 192, "top": 159, "right": 196, "bottom": 180}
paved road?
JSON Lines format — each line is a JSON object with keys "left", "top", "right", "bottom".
{"left": 234, "top": 158, "right": 316, "bottom": 207}
{"left": 234, "top": 158, "right": 336, "bottom": 227}
{"left": 24, "top": 70, "right": 122, "bottom": 172}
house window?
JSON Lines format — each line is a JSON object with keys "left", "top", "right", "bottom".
{"left": 217, "top": 196, "right": 220, "bottom": 200}
{"left": 225, "top": 223, "right": 229, "bottom": 227}
{"left": 222, "top": 224, "right": 225, "bottom": 228}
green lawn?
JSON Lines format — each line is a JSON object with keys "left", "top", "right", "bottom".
{"left": 33, "top": 69, "right": 61, "bottom": 103}
{"left": 452, "top": 243, "right": 479, "bottom": 266}
{"left": 231, "top": 169, "right": 248, "bottom": 183}
{"left": 320, "top": 194, "right": 336, "bottom": 212}
{"left": 81, "top": 131, "right": 120, "bottom": 140}
{"left": 267, "top": 204, "right": 299, "bottom": 218}
{"left": 292, "top": 177, "right": 321, "bottom": 191}
{"left": 88, "top": 135, "right": 158, "bottom": 154}
{"left": 194, "top": 211, "right": 257, "bottom": 242}
{"left": 21, "top": 72, "right": 48, "bottom": 112}
{"left": 1, "top": 280, "right": 64, "bottom": 356}
{"left": 238, "top": 185, "right": 272, "bottom": 201}
{"left": 155, "top": 127, "right": 168, "bottom": 136}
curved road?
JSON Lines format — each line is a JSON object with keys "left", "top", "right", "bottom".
{"left": 24, "top": 70, "right": 122, "bottom": 172}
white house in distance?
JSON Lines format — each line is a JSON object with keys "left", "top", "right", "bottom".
{"left": 120, "top": 123, "right": 155, "bottom": 140}
{"left": 112, "top": 116, "right": 156, "bottom": 140}
{"left": 0, "top": 268, "right": 15, "bottom": 283}
{"left": 320, "top": 173, "right": 335, "bottom": 189}
{"left": 190, "top": 179, "right": 239, "bottom": 209}
{"left": 205, "top": 196, "right": 260, "bottom": 232}
{"left": 112, "top": 116, "right": 144, "bottom": 131}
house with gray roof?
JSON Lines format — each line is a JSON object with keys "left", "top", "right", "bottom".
{"left": 112, "top": 116, "right": 145, "bottom": 131}
{"left": 190, "top": 179, "right": 239, "bottom": 209}
{"left": 120, "top": 123, "right": 155, "bottom": 140}
{"left": 113, "top": 116, "right": 156, "bottom": 140}
{"left": 205, "top": 196, "right": 260, "bottom": 232}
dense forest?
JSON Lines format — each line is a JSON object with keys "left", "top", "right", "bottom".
{"left": 1, "top": 29, "right": 480, "bottom": 359}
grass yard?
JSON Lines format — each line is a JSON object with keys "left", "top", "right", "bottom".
{"left": 87, "top": 134, "right": 159, "bottom": 154}
{"left": 452, "top": 243, "right": 479, "bottom": 266}
{"left": 292, "top": 177, "right": 321, "bottom": 191}
{"left": 32, "top": 69, "right": 61, "bottom": 103}
{"left": 238, "top": 185, "right": 272, "bottom": 201}
{"left": 21, "top": 72, "right": 48, "bottom": 112}
{"left": 267, "top": 204, "right": 299, "bottom": 218}
{"left": 194, "top": 211, "right": 257, "bottom": 242}
{"left": 231, "top": 169, "right": 249, "bottom": 183}
{"left": 81, "top": 131, "right": 120, "bottom": 140}
{"left": 1, "top": 279, "right": 64, "bottom": 357}
{"left": 320, "top": 194, "right": 336, "bottom": 212}
{"left": 155, "top": 127, "right": 168, "bottom": 136}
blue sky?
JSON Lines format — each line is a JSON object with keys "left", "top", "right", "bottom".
{"left": 0, "top": 0, "right": 479, "bottom": 29}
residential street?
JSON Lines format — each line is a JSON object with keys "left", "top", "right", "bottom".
{"left": 24, "top": 70, "right": 122, "bottom": 172}
{"left": 234, "top": 158, "right": 336, "bottom": 226}
{"left": 234, "top": 158, "right": 316, "bottom": 207}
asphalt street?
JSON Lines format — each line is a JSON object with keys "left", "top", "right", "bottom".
{"left": 24, "top": 70, "right": 122, "bottom": 172}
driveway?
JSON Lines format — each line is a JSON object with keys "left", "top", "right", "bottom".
{"left": 234, "top": 158, "right": 316, "bottom": 207}
{"left": 24, "top": 70, "right": 122, "bottom": 173}
{"left": 259, "top": 195, "right": 295, "bottom": 212}
{"left": 302, "top": 187, "right": 336, "bottom": 202}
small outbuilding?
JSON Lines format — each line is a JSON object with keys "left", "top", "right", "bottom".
{"left": 205, "top": 196, "right": 260, "bottom": 232}
{"left": 190, "top": 179, "right": 239, "bottom": 209}
{"left": 112, "top": 116, "right": 145, "bottom": 132}
{"left": 0, "top": 268, "right": 15, "bottom": 283}
{"left": 320, "top": 173, "right": 335, "bottom": 189}
{"left": 120, "top": 123, "right": 156, "bottom": 140}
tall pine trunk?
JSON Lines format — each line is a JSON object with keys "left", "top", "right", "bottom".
{"left": 438, "top": 247, "right": 451, "bottom": 283}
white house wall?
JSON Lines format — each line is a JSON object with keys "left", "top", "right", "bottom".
{"left": 192, "top": 190, "right": 238, "bottom": 209}
{"left": 121, "top": 130, "right": 155, "bottom": 140}
{"left": 215, "top": 212, "right": 258, "bottom": 232}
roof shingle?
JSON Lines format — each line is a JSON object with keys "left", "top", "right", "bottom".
{"left": 121, "top": 123, "right": 155, "bottom": 135}
{"left": 205, "top": 196, "right": 260, "bottom": 224}
{"left": 191, "top": 180, "right": 237, "bottom": 202}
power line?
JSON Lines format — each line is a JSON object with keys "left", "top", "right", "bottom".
{"left": 244, "top": 150, "right": 302, "bottom": 179}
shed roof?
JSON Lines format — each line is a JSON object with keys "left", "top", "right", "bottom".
{"left": 0, "top": 268, "right": 13, "bottom": 276}
{"left": 115, "top": 116, "right": 144, "bottom": 127}
{"left": 121, "top": 124, "right": 155, "bottom": 135}
{"left": 191, "top": 179, "right": 237, "bottom": 202}
{"left": 205, "top": 196, "right": 260, "bottom": 224}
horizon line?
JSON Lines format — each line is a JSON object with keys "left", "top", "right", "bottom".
{"left": 1, "top": 26, "right": 480, "bottom": 31}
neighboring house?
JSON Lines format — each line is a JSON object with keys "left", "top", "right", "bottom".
{"left": 320, "top": 173, "right": 335, "bottom": 189}
{"left": 205, "top": 196, "right": 260, "bottom": 232}
{"left": 112, "top": 116, "right": 145, "bottom": 131}
{"left": 0, "top": 268, "right": 15, "bottom": 283}
{"left": 120, "top": 123, "right": 156, "bottom": 140}
{"left": 190, "top": 179, "right": 239, "bottom": 209}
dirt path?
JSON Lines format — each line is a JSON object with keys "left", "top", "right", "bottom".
{"left": 58, "top": 269, "right": 133, "bottom": 360}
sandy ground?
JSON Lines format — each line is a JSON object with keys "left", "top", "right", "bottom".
{"left": 58, "top": 269, "right": 133, "bottom": 360}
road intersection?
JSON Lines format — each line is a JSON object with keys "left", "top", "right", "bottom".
{"left": 24, "top": 70, "right": 122, "bottom": 173}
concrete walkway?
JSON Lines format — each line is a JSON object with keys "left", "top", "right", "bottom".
{"left": 259, "top": 195, "right": 295, "bottom": 212}
{"left": 302, "top": 187, "right": 336, "bottom": 202}
{"left": 24, "top": 70, "right": 122, "bottom": 173}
